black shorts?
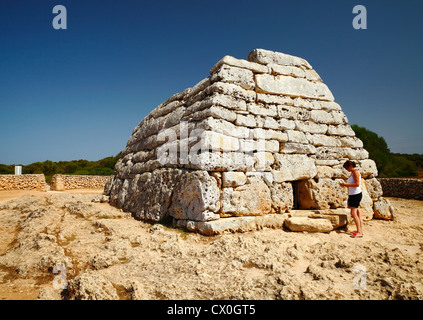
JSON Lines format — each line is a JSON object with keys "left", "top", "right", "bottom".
{"left": 348, "top": 192, "right": 363, "bottom": 208}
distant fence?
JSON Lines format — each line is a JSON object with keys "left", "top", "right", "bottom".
{"left": 378, "top": 178, "right": 423, "bottom": 200}
{"left": 0, "top": 174, "right": 47, "bottom": 191}
{"left": 50, "top": 174, "right": 112, "bottom": 191}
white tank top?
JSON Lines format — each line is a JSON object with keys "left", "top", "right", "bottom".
{"left": 347, "top": 170, "right": 362, "bottom": 195}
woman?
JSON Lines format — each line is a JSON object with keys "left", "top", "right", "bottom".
{"left": 340, "top": 160, "right": 363, "bottom": 238}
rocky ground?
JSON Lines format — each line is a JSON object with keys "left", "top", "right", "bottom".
{"left": 0, "top": 190, "right": 422, "bottom": 300}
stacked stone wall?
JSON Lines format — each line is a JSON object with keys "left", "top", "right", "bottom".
{"left": 51, "top": 174, "right": 111, "bottom": 191}
{"left": 0, "top": 174, "right": 46, "bottom": 191}
{"left": 378, "top": 178, "right": 423, "bottom": 200}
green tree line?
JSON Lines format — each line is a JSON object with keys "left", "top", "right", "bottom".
{"left": 0, "top": 153, "right": 121, "bottom": 182}
{"left": 351, "top": 125, "right": 421, "bottom": 177}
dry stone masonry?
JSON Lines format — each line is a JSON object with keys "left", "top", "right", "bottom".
{"left": 0, "top": 174, "right": 46, "bottom": 191}
{"left": 51, "top": 174, "right": 111, "bottom": 191}
{"left": 105, "top": 49, "right": 394, "bottom": 235}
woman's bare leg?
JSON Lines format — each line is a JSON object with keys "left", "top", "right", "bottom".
{"left": 356, "top": 208, "right": 363, "bottom": 235}
{"left": 350, "top": 208, "right": 363, "bottom": 236}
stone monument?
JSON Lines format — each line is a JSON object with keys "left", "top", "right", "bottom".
{"left": 104, "top": 49, "right": 393, "bottom": 235}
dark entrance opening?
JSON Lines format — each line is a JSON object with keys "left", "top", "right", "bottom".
{"left": 291, "top": 180, "right": 300, "bottom": 209}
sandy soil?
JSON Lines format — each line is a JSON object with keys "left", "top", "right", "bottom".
{"left": 0, "top": 189, "right": 422, "bottom": 300}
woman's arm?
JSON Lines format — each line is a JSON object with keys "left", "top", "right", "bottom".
{"left": 350, "top": 170, "right": 360, "bottom": 187}
{"left": 340, "top": 171, "right": 360, "bottom": 188}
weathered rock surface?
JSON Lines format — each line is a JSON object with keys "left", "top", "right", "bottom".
{"left": 221, "top": 178, "right": 272, "bottom": 216}
{"left": 1, "top": 193, "right": 422, "bottom": 300}
{"left": 66, "top": 271, "right": 120, "bottom": 300}
{"left": 285, "top": 216, "right": 333, "bottom": 233}
{"left": 373, "top": 197, "right": 395, "bottom": 220}
{"left": 170, "top": 171, "right": 220, "bottom": 222}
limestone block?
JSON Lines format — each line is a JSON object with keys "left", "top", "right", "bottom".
{"left": 185, "top": 88, "right": 208, "bottom": 108}
{"left": 373, "top": 198, "right": 395, "bottom": 220}
{"left": 182, "top": 77, "right": 212, "bottom": 101}
{"left": 340, "top": 136, "right": 364, "bottom": 148}
{"left": 197, "top": 131, "right": 239, "bottom": 152}
{"left": 196, "top": 117, "right": 250, "bottom": 139}
{"left": 278, "top": 118, "right": 296, "bottom": 130}
{"left": 150, "top": 99, "right": 185, "bottom": 119}
{"left": 305, "top": 133, "right": 341, "bottom": 147}
{"left": 308, "top": 211, "right": 350, "bottom": 229}
{"left": 170, "top": 171, "right": 220, "bottom": 221}
{"left": 315, "top": 147, "right": 344, "bottom": 160}
{"left": 279, "top": 142, "right": 316, "bottom": 155}
{"left": 318, "top": 101, "right": 342, "bottom": 111}
{"left": 316, "top": 166, "right": 334, "bottom": 178}
{"left": 121, "top": 169, "right": 184, "bottom": 222}
{"left": 248, "top": 48, "right": 312, "bottom": 69}
{"left": 304, "top": 69, "right": 322, "bottom": 82}
{"left": 235, "top": 114, "right": 256, "bottom": 127}
{"left": 309, "top": 109, "right": 334, "bottom": 124}
{"left": 176, "top": 214, "right": 288, "bottom": 236}
{"left": 268, "top": 63, "right": 306, "bottom": 78}
{"left": 330, "top": 111, "right": 349, "bottom": 125}
{"left": 285, "top": 217, "right": 333, "bottom": 233}
{"left": 257, "top": 93, "right": 294, "bottom": 105}
{"left": 265, "top": 140, "right": 279, "bottom": 153}
{"left": 211, "top": 64, "right": 255, "bottom": 90}
{"left": 358, "top": 159, "right": 378, "bottom": 178}
{"left": 254, "top": 116, "right": 265, "bottom": 128}
{"left": 247, "top": 102, "right": 277, "bottom": 117}
{"left": 364, "top": 178, "right": 383, "bottom": 200}
{"left": 296, "top": 178, "right": 347, "bottom": 210}
{"left": 292, "top": 97, "right": 320, "bottom": 110}
{"left": 255, "top": 74, "right": 334, "bottom": 101}
{"left": 201, "top": 93, "right": 248, "bottom": 111}
{"left": 294, "top": 108, "right": 311, "bottom": 121}
{"left": 188, "top": 151, "right": 255, "bottom": 172}
{"left": 273, "top": 154, "right": 317, "bottom": 182}
{"left": 239, "top": 139, "right": 257, "bottom": 153}
{"left": 206, "top": 81, "right": 256, "bottom": 102}
{"left": 286, "top": 130, "right": 308, "bottom": 144}
{"left": 359, "top": 179, "right": 375, "bottom": 221}
{"left": 132, "top": 150, "right": 155, "bottom": 163}
{"left": 270, "top": 182, "right": 294, "bottom": 213}
{"left": 209, "top": 55, "right": 269, "bottom": 75}
{"left": 222, "top": 172, "right": 247, "bottom": 187}
{"left": 263, "top": 117, "right": 280, "bottom": 130}
{"left": 277, "top": 105, "right": 298, "bottom": 120}
{"left": 344, "top": 148, "right": 369, "bottom": 160}
{"left": 315, "top": 159, "right": 340, "bottom": 166}
{"left": 253, "top": 152, "right": 275, "bottom": 171}
{"left": 238, "top": 139, "right": 279, "bottom": 154}
{"left": 327, "top": 125, "right": 355, "bottom": 137}
{"left": 250, "top": 128, "right": 288, "bottom": 142}
{"left": 187, "top": 105, "right": 237, "bottom": 123}
{"left": 295, "top": 120, "right": 328, "bottom": 134}
{"left": 221, "top": 178, "right": 272, "bottom": 216}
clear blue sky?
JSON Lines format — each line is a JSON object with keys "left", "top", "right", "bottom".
{"left": 1, "top": 0, "right": 422, "bottom": 165}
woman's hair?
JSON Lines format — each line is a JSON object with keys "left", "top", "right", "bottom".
{"left": 343, "top": 160, "right": 356, "bottom": 169}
